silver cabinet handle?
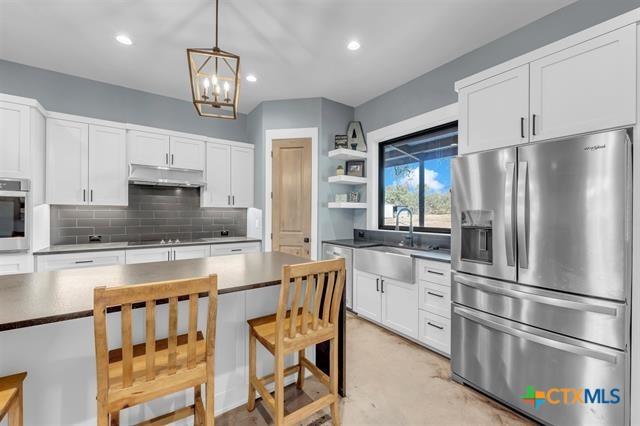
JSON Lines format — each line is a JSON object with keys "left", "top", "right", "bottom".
{"left": 227, "top": 195, "right": 231, "bottom": 205}
{"left": 427, "top": 321, "right": 444, "bottom": 330}
{"left": 83, "top": 189, "right": 86, "bottom": 202}
{"left": 453, "top": 272, "right": 618, "bottom": 316}
{"left": 231, "top": 248, "right": 242, "bottom": 252}
{"left": 517, "top": 161, "right": 528, "bottom": 269}
{"left": 375, "top": 278, "right": 379, "bottom": 292}
{"left": 520, "top": 117, "right": 525, "bottom": 139}
{"left": 75, "top": 260, "right": 94, "bottom": 264}
{"left": 532, "top": 114, "right": 537, "bottom": 136}
{"left": 171, "top": 154, "right": 174, "bottom": 165}
{"left": 504, "top": 161, "right": 516, "bottom": 266}
{"left": 427, "top": 270, "right": 444, "bottom": 276}
{"left": 427, "top": 291, "right": 444, "bottom": 298}
{"left": 90, "top": 189, "right": 93, "bottom": 202}
{"left": 453, "top": 305, "right": 619, "bottom": 364}
{"left": 166, "top": 153, "right": 169, "bottom": 164}
{"left": 173, "top": 250, "right": 176, "bottom": 260}
{"left": 232, "top": 195, "right": 235, "bottom": 205}
{"left": 167, "top": 250, "right": 171, "bottom": 261}
{"left": 380, "top": 279, "right": 384, "bottom": 294}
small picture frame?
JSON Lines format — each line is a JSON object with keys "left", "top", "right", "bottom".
{"left": 335, "top": 193, "right": 348, "bottom": 202}
{"left": 334, "top": 135, "right": 348, "bottom": 149}
{"left": 346, "top": 160, "right": 365, "bottom": 177}
{"left": 348, "top": 191, "right": 360, "bottom": 203}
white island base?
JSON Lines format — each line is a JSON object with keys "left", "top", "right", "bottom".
{"left": 0, "top": 286, "right": 314, "bottom": 425}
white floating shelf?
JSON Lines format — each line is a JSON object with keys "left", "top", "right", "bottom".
{"left": 328, "top": 202, "right": 367, "bottom": 209}
{"left": 328, "top": 175, "right": 367, "bottom": 185}
{"left": 328, "top": 148, "right": 367, "bottom": 161}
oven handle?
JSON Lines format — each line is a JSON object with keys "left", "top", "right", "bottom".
{"left": 453, "top": 272, "right": 618, "bottom": 316}
{"left": 0, "top": 190, "right": 28, "bottom": 197}
{"left": 453, "top": 305, "right": 619, "bottom": 364}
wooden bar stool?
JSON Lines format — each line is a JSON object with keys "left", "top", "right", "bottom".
{"left": 93, "top": 275, "right": 218, "bottom": 426}
{"left": 0, "top": 372, "right": 26, "bottom": 426}
{"left": 247, "top": 258, "right": 345, "bottom": 426}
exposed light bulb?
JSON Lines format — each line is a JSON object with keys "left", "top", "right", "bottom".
{"left": 203, "top": 78, "right": 210, "bottom": 88}
{"left": 115, "top": 34, "right": 133, "bottom": 45}
{"left": 246, "top": 74, "right": 257, "bottom": 82}
{"left": 347, "top": 40, "right": 360, "bottom": 51}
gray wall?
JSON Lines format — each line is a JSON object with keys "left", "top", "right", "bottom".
{"left": 50, "top": 185, "right": 246, "bottom": 245}
{"left": 0, "top": 59, "right": 247, "bottom": 142}
{"left": 355, "top": 0, "right": 640, "bottom": 135}
{"left": 247, "top": 97, "right": 355, "bottom": 255}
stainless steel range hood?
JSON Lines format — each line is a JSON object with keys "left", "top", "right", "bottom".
{"left": 128, "top": 163, "right": 206, "bottom": 187}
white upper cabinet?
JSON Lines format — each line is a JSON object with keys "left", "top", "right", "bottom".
{"left": 46, "top": 119, "right": 89, "bottom": 205}
{"left": 458, "top": 64, "right": 529, "bottom": 155}
{"left": 169, "top": 136, "right": 205, "bottom": 170}
{"left": 203, "top": 142, "right": 231, "bottom": 207}
{"left": 88, "top": 125, "right": 127, "bottom": 206}
{"left": 529, "top": 24, "right": 636, "bottom": 142}
{"left": 127, "top": 130, "right": 170, "bottom": 167}
{"left": 47, "top": 119, "right": 127, "bottom": 206}
{"left": 202, "top": 141, "right": 254, "bottom": 208}
{"left": 0, "top": 102, "right": 30, "bottom": 178}
{"left": 230, "top": 146, "right": 254, "bottom": 207}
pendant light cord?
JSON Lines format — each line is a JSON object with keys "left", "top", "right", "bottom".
{"left": 214, "top": 0, "right": 219, "bottom": 48}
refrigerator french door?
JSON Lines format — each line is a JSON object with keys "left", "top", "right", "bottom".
{"left": 451, "top": 129, "right": 631, "bottom": 426}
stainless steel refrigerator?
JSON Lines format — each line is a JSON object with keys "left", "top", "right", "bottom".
{"left": 450, "top": 129, "right": 631, "bottom": 425}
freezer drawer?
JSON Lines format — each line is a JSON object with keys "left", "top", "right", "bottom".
{"left": 452, "top": 272, "right": 627, "bottom": 350}
{"left": 452, "top": 305, "right": 626, "bottom": 426}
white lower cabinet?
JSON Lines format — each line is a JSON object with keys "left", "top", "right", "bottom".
{"left": 381, "top": 278, "right": 418, "bottom": 339}
{"left": 210, "top": 242, "right": 261, "bottom": 256}
{"left": 0, "top": 253, "right": 33, "bottom": 275}
{"left": 173, "top": 245, "right": 210, "bottom": 260}
{"left": 36, "top": 250, "right": 126, "bottom": 272}
{"left": 418, "top": 310, "right": 451, "bottom": 355}
{"left": 353, "top": 270, "right": 382, "bottom": 323}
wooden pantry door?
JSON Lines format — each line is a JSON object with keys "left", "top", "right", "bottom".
{"left": 272, "top": 138, "right": 312, "bottom": 259}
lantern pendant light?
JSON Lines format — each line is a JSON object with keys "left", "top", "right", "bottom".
{"left": 187, "top": 0, "right": 240, "bottom": 119}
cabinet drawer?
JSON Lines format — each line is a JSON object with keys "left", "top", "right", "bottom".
{"left": 36, "top": 250, "right": 126, "bottom": 272}
{"left": 417, "top": 259, "right": 450, "bottom": 285}
{"left": 419, "top": 310, "right": 451, "bottom": 356}
{"left": 210, "top": 242, "right": 261, "bottom": 256}
{"left": 419, "top": 281, "right": 451, "bottom": 318}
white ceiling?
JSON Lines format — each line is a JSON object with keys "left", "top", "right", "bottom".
{"left": 0, "top": 0, "right": 575, "bottom": 114}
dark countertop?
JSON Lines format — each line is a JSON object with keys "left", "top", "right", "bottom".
{"left": 322, "top": 239, "right": 451, "bottom": 263}
{"left": 0, "top": 251, "right": 306, "bottom": 331}
{"left": 33, "top": 237, "right": 262, "bottom": 255}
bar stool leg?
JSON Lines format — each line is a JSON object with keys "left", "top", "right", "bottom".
{"left": 247, "top": 330, "right": 257, "bottom": 411}
{"left": 329, "top": 338, "right": 340, "bottom": 425}
{"left": 296, "top": 349, "right": 305, "bottom": 389}
{"left": 109, "top": 411, "right": 119, "bottom": 426}
{"left": 274, "top": 350, "right": 285, "bottom": 426}
{"left": 7, "top": 382, "right": 23, "bottom": 426}
{"left": 96, "top": 403, "right": 108, "bottom": 426}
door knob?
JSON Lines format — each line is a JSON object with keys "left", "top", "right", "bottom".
{"left": 303, "top": 237, "right": 310, "bottom": 243}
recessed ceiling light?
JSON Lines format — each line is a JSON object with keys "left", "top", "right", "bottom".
{"left": 115, "top": 34, "right": 132, "bottom": 45}
{"left": 246, "top": 74, "right": 257, "bottom": 82}
{"left": 347, "top": 40, "right": 360, "bottom": 51}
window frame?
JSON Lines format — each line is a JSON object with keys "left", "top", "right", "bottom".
{"left": 377, "top": 121, "right": 457, "bottom": 234}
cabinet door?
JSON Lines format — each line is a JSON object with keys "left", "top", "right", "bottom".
{"left": 530, "top": 25, "right": 636, "bottom": 142}
{"left": 202, "top": 142, "right": 231, "bottom": 207}
{"left": 381, "top": 278, "right": 418, "bottom": 338}
{"left": 458, "top": 64, "right": 529, "bottom": 155}
{"left": 0, "top": 253, "right": 33, "bottom": 275}
{"left": 353, "top": 270, "right": 381, "bottom": 322}
{"left": 125, "top": 247, "right": 171, "bottom": 264}
{"left": 89, "top": 125, "right": 127, "bottom": 206}
{"left": 35, "top": 250, "right": 126, "bottom": 272}
{"left": 230, "top": 146, "right": 254, "bottom": 207}
{"left": 172, "top": 245, "right": 210, "bottom": 260}
{"left": 46, "top": 119, "right": 89, "bottom": 205}
{"left": 127, "top": 131, "right": 170, "bottom": 167}
{"left": 0, "top": 102, "right": 30, "bottom": 178}
{"left": 169, "top": 136, "right": 205, "bottom": 170}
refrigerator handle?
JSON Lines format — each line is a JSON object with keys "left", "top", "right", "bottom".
{"left": 517, "top": 161, "right": 529, "bottom": 269}
{"left": 504, "top": 162, "right": 516, "bottom": 266}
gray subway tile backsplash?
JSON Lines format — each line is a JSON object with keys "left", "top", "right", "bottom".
{"left": 50, "top": 185, "right": 247, "bottom": 245}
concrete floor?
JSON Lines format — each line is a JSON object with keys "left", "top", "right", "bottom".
{"left": 217, "top": 313, "right": 533, "bottom": 425}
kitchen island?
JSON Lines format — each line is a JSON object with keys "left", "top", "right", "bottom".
{"left": 0, "top": 252, "right": 346, "bottom": 425}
